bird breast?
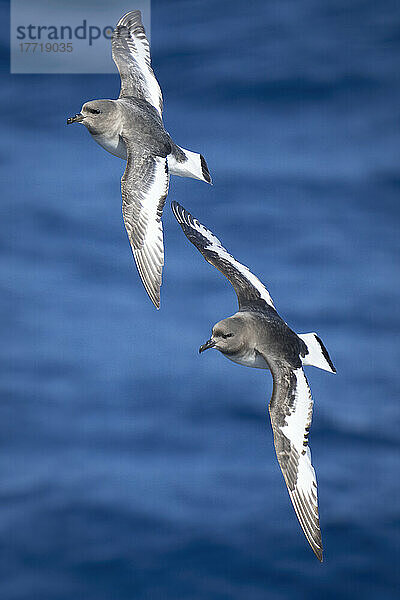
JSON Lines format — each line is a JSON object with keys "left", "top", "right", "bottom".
{"left": 92, "top": 132, "right": 127, "bottom": 159}
{"left": 224, "top": 348, "right": 269, "bottom": 370}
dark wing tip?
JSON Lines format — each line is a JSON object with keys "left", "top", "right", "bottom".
{"left": 312, "top": 540, "right": 323, "bottom": 562}
{"left": 117, "top": 10, "right": 143, "bottom": 28}
{"left": 148, "top": 285, "right": 161, "bottom": 309}
{"left": 114, "top": 11, "right": 147, "bottom": 46}
{"left": 132, "top": 248, "right": 162, "bottom": 310}
{"left": 171, "top": 202, "right": 213, "bottom": 256}
{"left": 315, "top": 335, "right": 337, "bottom": 373}
{"left": 171, "top": 201, "right": 192, "bottom": 227}
{"left": 289, "top": 486, "right": 324, "bottom": 562}
{"left": 170, "top": 200, "right": 181, "bottom": 218}
{"left": 200, "top": 155, "right": 212, "bottom": 184}
{"left": 140, "top": 268, "right": 161, "bottom": 309}
{"left": 143, "top": 280, "right": 161, "bottom": 310}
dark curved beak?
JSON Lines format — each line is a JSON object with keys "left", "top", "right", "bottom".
{"left": 199, "top": 338, "right": 215, "bottom": 354}
{"left": 67, "top": 113, "right": 84, "bottom": 124}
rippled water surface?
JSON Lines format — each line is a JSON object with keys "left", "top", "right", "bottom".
{"left": 1, "top": 0, "right": 399, "bottom": 598}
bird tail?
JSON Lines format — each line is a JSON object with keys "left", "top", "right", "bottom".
{"left": 298, "top": 333, "right": 336, "bottom": 373}
{"left": 168, "top": 146, "right": 212, "bottom": 184}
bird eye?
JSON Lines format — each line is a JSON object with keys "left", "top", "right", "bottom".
{"left": 222, "top": 333, "right": 234, "bottom": 339}
{"left": 87, "top": 108, "right": 101, "bottom": 115}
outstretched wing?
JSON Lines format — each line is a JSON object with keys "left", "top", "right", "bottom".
{"left": 121, "top": 150, "right": 169, "bottom": 309}
{"left": 171, "top": 202, "right": 276, "bottom": 311}
{"left": 260, "top": 353, "right": 323, "bottom": 561}
{"left": 112, "top": 10, "right": 163, "bottom": 116}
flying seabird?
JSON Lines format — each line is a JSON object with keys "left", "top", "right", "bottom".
{"left": 67, "top": 11, "right": 212, "bottom": 308}
{"left": 171, "top": 201, "right": 336, "bottom": 561}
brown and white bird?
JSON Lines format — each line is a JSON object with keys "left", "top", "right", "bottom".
{"left": 172, "top": 201, "right": 336, "bottom": 561}
{"left": 67, "top": 11, "right": 212, "bottom": 308}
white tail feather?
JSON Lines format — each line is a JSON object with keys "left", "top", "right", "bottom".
{"left": 298, "top": 333, "right": 336, "bottom": 373}
{"left": 168, "top": 147, "right": 212, "bottom": 183}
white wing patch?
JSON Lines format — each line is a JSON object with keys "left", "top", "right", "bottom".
{"left": 281, "top": 368, "right": 313, "bottom": 452}
{"left": 172, "top": 202, "right": 275, "bottom": 309}
{"left": 271, "top": 367, "right": 323, "bottom": 561}
{"left": 192, "top": 217, "right": 275, "bottom": 307}
{"left": 122, "top": 156, "right": 169, "bottom": 309}
{"left": 113, "top": 11, "right": 163, "bottom": 116}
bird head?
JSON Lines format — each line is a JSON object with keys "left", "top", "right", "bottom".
{"left": 199, "top": 317, "right": 244, "bottom": 355}
{"left": 67, "top": 100, "right": 115, "bottom": 134}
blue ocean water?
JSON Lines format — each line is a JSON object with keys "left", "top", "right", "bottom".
{"left": 1, "top": 0, "right": 400, "bottom": 598}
